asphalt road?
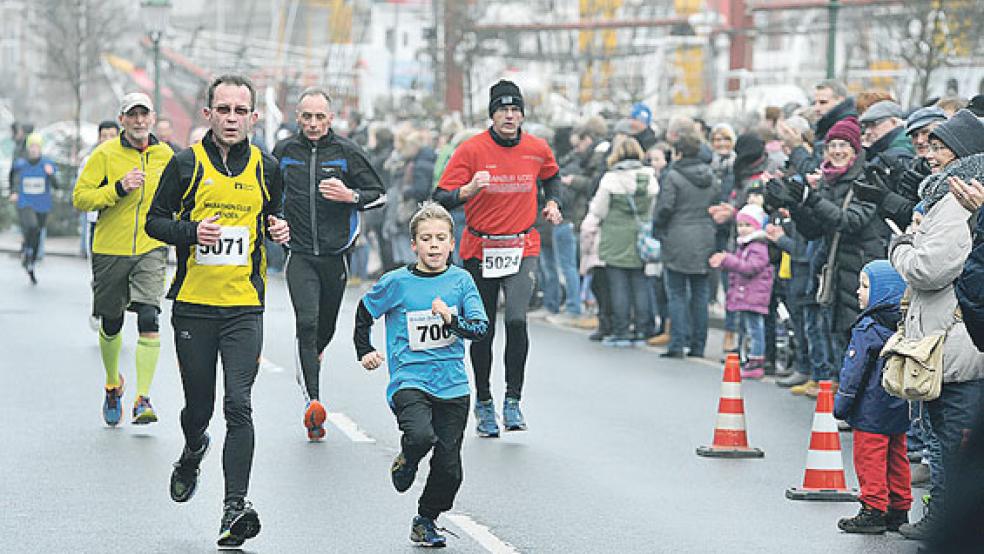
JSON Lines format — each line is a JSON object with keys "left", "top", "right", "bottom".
{"left": 0, "top": 253, "right": 923, "bottom": 553}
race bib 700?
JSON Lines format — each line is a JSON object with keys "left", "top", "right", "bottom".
{"left": 406, "top": 307, "right": 458, "bottom": 351}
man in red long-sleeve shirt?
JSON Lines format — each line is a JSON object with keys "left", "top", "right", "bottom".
{"left": 433, "top": 79, "right": 564, "bottom": 437}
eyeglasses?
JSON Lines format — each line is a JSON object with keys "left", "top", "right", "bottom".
{"left": 825, "top": 140, "right": 854, "bottom": 151}
{"left": 299, "top": 112, "right": 330, "bottom": 122}
{"left": 927, "top": 142, "right": 951, "bottom": 154}
{"left": 210, "top": 105, "right": 252, "bottom": 117}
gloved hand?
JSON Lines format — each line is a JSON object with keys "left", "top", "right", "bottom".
{"left": 897, "top": 158, "right": 931, "bottom": 201}
{"left": 889, "top": 232, "right": 915, "bottom": 256}
{"left": 783, "top": 175, "right": 816, "bottom": 206}
{"left": 855, "top": 166, "right": 890, "bottom": 204}
{"left": 765, "top": 177, "right": 794, "bottom": 209}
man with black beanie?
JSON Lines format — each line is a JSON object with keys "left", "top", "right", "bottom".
{"left": 433, "top": 79, "right": 564, "bottom": 438}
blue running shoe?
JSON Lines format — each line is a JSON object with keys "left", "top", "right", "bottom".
{"left": 602, "top": 335, "right": 633, "bottom": 348}
{"left": 474, "top": 399, "right": 499, "bottom": 438}
{"left": 411, "top": 515, "right": 452, "bottom": 547}
{"left": 503, "top": 397, "right": 527, "bottom": 431}
{"left": 102, "top": 375, "right": 124, "bottom": 427}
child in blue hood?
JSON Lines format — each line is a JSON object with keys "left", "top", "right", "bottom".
{"left": 834, "top": 260, "right": 911, "bottom": 534}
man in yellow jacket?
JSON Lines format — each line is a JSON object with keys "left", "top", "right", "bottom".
{"left": 73, "top": 92, "right": 174, "bottom": 427}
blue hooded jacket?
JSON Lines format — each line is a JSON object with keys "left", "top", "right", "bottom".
{"left": 833, "top": 260, "right": 909, "bottom": 434}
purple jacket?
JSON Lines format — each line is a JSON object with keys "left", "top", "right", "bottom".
{"left": 721, "top": 233, "right": 774, "bottom": 315}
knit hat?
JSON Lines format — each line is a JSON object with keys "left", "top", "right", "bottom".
{"left": 734, "top": 132, "right": 765, "bottom": 170}
{"left": 862, "top": 260, "right": 906, "bottom": 309}
{"left": 825, "top": 116, "right": 862, "bottom": 154}
{"left": 905, "top": 106, "right": 947, "bottom": 135}
{"left": 631, "top": 102, "right": 652, "bottom": 125}
{"left": 710, "top": 122, "right": 736, "bottom": 143}
{"left": 488, "top": 80, "right": 524, "bottom": 118}
{"left": 736, "top": 203, "right": 765, "bottom": 231}
{"left": 968, "top": 94, "right": 984, "bottom": 117}
{"left": 930, "top": 109, "right": 984, "bottom": 158}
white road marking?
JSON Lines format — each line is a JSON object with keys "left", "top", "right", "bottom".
{"left": 325, "top": 412, "right": 375, "bottom": 443}
{"left": 445, "top": 513, "right": 519, "bottom": 554}
{"left": 259, "top": 356, "right": 285, "bottom": 373}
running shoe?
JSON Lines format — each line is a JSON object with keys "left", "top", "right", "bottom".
{"left": 304, "top": 400, "right": 327, "bottom": 441}
{"left": 474, "top": 399, "right": 500, "bottom": 438}
{"left": 390, "top": 452, "right": 417, "bottom": 493}
{"left": 217, "top": 499, "right": 261, "bottom": 549}
{"left": 410, "top": 515, "right": 450, "bottom": 548}
{"left": 169, "top": 432, "right": 211, "bottom": 503}
{"left": 502, "top": 397, "right": 527, "bottom": 431}
{"left": 102, "top": 375, "right": 124, "bottom": 427}
{"left": 132, "top": 396, "right": 158, "bottom": 425}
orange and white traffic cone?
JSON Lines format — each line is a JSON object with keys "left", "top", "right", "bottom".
{"left": 786, "top": 380, "right": 857, "bottom": 501}
{"left": 696, "top": 353, "right": 764, "bottom": 458}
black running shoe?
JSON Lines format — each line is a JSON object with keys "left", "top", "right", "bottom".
{"left": 169, "top": 433, "right": 210, "bottom": 503}
{"left": 837, "top": 504, "right": 887, "bottom": 534}
{"left": 217, "top": 500, "right": 261, "bottom": 549}
{"left": 391, "top": 452, "right": 417, "bottom": 493}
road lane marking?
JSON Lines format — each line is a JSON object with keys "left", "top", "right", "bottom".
{"left": 445, "top": 513, "right": 519, "bottom": 554}
{"left": 259, "top": 356, "right": 285, "bottom": 373}
{"left": 326, "top": 412, "right": 375, "bottom": 443}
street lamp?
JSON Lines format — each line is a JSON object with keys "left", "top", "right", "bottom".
{"left": 140, "top": 0, "right": 172, "bottom": 116}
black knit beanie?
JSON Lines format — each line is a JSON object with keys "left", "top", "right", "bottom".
{"left": 931, "top": 109, "right": 984, "bottom": 159}
{"left": 489, "top": 80, "right": 524, "bottom": 118}
{"left": 734, "top": 132, "right": 765, "bottom": 172}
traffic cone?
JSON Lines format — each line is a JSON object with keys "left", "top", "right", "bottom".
{"left": 786, "top": 380, "right": 857, "bottom": 501}
{"left": 696, "top": 353, "right": 764, "bottom": 458}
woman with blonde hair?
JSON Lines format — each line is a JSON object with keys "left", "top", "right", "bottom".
{"left": 583, "top": 135, "right": 659, "bottom": 346}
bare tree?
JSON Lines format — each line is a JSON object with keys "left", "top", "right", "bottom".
{"left": 30, "top": 0, "right": 129, "bottom": 164}
{"left": 873, "top": 0, "right": 984, "bottom": 104}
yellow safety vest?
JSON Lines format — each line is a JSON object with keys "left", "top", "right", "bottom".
{"left": 172, "top": 142, "right": 270, "bottom": 307}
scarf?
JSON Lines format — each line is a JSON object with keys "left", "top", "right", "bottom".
{"left": 919, "top": 152, "right": 984, "bottom": 212}
{"left": 821, "top": 156, "right": 856, "bottom": 183}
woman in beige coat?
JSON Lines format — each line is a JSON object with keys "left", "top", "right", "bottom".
{"left": 888, "top": 109, "right": 984, "bottom": 539}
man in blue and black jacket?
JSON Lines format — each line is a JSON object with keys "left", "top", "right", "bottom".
{"left": 272, "top": 86, "right": 386, "bottom": 441}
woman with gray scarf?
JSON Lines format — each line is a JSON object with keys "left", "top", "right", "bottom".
{"left": 888, "top": 109, "right": 984, "bottom": 540}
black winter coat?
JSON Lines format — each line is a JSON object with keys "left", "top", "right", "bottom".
{"left": 789, "top": 154, "right": 888, "bottom": 333}
{"left": 653, "top": 157, "right": 718, "bottom": 275}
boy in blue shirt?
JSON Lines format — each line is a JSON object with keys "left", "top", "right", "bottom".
{"left": 354, "top": 201, "right": 488, "bottom": 547}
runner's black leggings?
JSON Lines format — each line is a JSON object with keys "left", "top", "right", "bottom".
{"left": 392, "top": 389, "right": 469, "bottom": 520}
{"left": 172, "top": 312, "right": 262, "bottom": 504}
{"left": 464, "top": 257, "right": 537, "bottom": 402}
{"left": 285, "top": 252, "right": 347, "bottom": 401}
{"left": 18, "top": 208, "right": 46, "bottom": 264}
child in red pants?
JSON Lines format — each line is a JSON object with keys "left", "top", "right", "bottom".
{"left": 833, "top": 260, "right": 912, "bottom": 533}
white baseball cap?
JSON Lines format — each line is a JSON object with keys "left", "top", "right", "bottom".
{"left": 120, "top": 92, "right": 154, "bottom": 114}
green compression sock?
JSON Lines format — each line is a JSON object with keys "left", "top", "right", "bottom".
{"left": 135, "top": 336, "right": 161, "bottom": 398}
{"left": 99, "top": 330, "right": 122, "bottom": 387}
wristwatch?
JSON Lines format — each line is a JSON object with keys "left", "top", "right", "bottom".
{"left": 351, "top": 190, "right": 360, "bottom": 204}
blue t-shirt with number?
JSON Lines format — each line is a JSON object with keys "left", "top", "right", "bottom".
{"left": 13, "top": 157, "right": 57, "bottom": 213}
{"left": 362, "top": 265, "right": 486, "bottom": 406}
